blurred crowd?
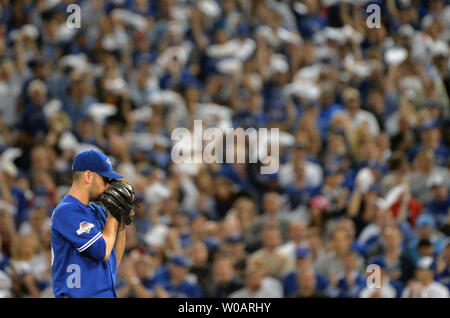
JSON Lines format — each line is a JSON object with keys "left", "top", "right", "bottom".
{"left": 0, "top": 0, "right": 449, "bottom": 298}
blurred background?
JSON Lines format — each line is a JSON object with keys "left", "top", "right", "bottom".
{"left": 0, "top": 0, "right": 449, "bottom": 298}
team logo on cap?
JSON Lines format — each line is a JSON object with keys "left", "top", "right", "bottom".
{"left": 76, "top": 221, "right": 95, "bottom": 235}
{"left": 106, "top": 158, "right": 111, "bottom": 166}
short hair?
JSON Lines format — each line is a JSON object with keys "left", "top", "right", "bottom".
{"left": 417, "top": 239, "right": 433, "bottom": 249}
{"left": 72, "top": 171, "right": 84, "bottom": 182}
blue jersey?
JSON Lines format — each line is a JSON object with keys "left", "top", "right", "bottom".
{"left": 51, "top": 195, "right": 117, "bottom": 298}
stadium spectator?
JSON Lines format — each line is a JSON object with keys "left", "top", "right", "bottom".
{"left": 435, "top": 241, "right": 450, "bottom": 290}
{"left": 367, "top": 225, "right": 415, "bottom": 285}
{"left": 402, "top": 256, "right": 449, "bottom": 298}
{"left": 282, "top": 247, "right": 328, "bottom": 297}
{"left": 293, "top": 266, "right": 328, "bottom": 298}
{"left": 204, "top": 255, "right": 244, "bottom": 298}
{"left": 248, "top": 228, "right": 292, "bottom": 280}
{"left": 229, "top": 259, "right": 282, "bottom": 298}
{"left": 359, "top": 256, "right": 398, "bottom": 298}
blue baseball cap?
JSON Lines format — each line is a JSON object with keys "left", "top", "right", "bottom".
{"left": 226, "top": 233, "right": 245, "bottom": 244}
{"left": 419, "top": 119, "right": 439, "bottom": 132}
{"left": 417, "top": 256, "right": 436, "bottom": 271}
{"left": 370, "top": 256, "right": 387, "bottom": 270}
{"left": 72, "top": 150, "right": 123, "bottom": 179}
{"left": 416, "top": 214, "right": 435, "bottom": 229}
{"left": 170, "top": 255, "right": 193, "bottom": 268}
{"left": 295, "top": 247, "right": 311, "bottom": 259}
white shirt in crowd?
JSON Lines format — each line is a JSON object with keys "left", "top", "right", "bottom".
{"left": 359, "top": 279, "right": 397, "bottom": 298}
{"left": 402, "top": 281, "right": 449, "bottom": 298}
{"left": 229, "top": 277, "right": 282, "bottom": 298}
{"left": 278, "top": 161, "right": 323, "bottom": 188}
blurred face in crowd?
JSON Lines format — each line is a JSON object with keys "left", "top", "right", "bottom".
{"left": 225, "top": 238, "right": 246, "bottom": 258}
{"left": 382, "top": 226, "right": 402, "bottom": 251}
{"left": 34, "top": 62, "right": 50, "bottom": 80}
{"left": 13, "top": 236, "right": 37, "bottom": 261}
{"left": 170, "top": 264, "right": 189, "bottom": 283}
{"left": 298, "top": 267, "right": 316, "bottom": 292}
{"left": 134, "top": 0, "right": 149, "bottom": 13}
{"left": 432, "top": 185, "right": 448, "bottom": 202}
{"left": 163, "top": 196, "right": 180, "bottom": 216}
{"left": 249, "top": 92, "right": 263, "bottom": 112}
{"left": 336, "top": 219, "right": 356, "bottom": 241}
{"left": 344, "top": 91, "right": 361, "bottom": 113}
{"left": 189, "top": 241, "right": 209, "bottom": 265}
{"left": 0, "top": 59, "right": 14, "bottom": 81}
{"left": 363, "top": 196, "right": 379, "bottom": 223}
{"left": 295, "top": 255, "right": 312, "bottom": 270}
{"left": 307, "top": 229, "right": 322, "bottom": 253}
{"left": 125, "top": 223, "right": 139, "bottom": 250}
{"left": 70, "top": 70, "right": 90, "bottom": 97}
{"left": 292, "top": 145, "right": 306, "bottom": 162}
{"left": 327, "top": 133, "right": 346, "bottom": 155}
{"left": 289, "top": 221, "right": 307, "bottom": 243}
{"left": 28, "top": 80, "right": 47, "bottom": 106}
{"left": 333, "top": 229, "right": 352, "bottom": 255}
{"left": 368, "top": 89, "right": 385, "bottom": 113}
{"left": 234, "top": 198, "right": 256, "bottom": 221}
{"left": 214, "top": 29, "right": 229, "bottom": 45}
{"left": 134, "top": 199, "right": 146, "bottom": 219}
{"left": 319, "top": 88, "right": 335, "bottom": 108}
{"left": 398, "top": 113, "right": 411, "bottom": 133}
{"left": 443, "top": 244, "right": 450, "bottom": 261}
{"left": 245, "top": 268, "right": 264, "bottom": 292}
{"left": 262, "top": 229, "right": 281, "bottom": 250}
{"left": 31, "top": 146, "right": 55, "bottom": 172}
{"left": 215, "top": 178, "right": 232, "bottom": 200}
{"left": 135, "top": 258, "right": 149, "bottom": 279}
{"left": 415, "top": 267, "right": 433, "bottom": 284}
{"left": 418, "top": 242, "right": 434, "bottom": 258}
{"left": 173, "top": 212, "right": 189, "bottom": 230}
{"left": 343, "top": 252, "right": 359, "bottom": 272}
{"left": 195, "top": 170, "right": 213, "bottom": 193}
{"left": 421, "top": 127, "right": 441, "bottom": 148}
{"left": 137, "top": 64, "right": 151, "bottom": 87}
{"left": 263, "top": 192, "right": 281, "bottom": 215}
{"left": 213, "top": 258, "right": 234, "bottom": 284}
{"left": 191, "top": 213, "right": 208, "bottom": 236}
{"left": 325, "top": 171, "right": 344, "bottom": 188}
{"left": 330, "top": 112, "right": 351, "bottom": 131}
{"left": 417, "top": 224, "right": 434, "bottom": 240}
{"left": 29, "top": 207, "right": 47, "bottom": 233}
{"left": 415, "top": 150, "right": 435, "bottom": 172}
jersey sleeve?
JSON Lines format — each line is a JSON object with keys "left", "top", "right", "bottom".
{"left": 53, "top": 207, "right": 106, "bottom": 261}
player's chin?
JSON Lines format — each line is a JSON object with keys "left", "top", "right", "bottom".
{"left": 90, "top": 191, "right": 104, "bottom": 202}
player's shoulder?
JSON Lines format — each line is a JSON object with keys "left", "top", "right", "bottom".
{"left": 89, "top": 202, "right": 105, "bottom": 212}
{"left": 52, "top": 195, "right": 88, "bottom": 221}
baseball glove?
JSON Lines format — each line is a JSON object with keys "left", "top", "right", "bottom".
{"left": 100, "top": 180, "right": 136, "bottom": 226}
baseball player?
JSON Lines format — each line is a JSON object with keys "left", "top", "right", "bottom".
{"left": 51, "top": 150, "right": 135, "bottom": 298}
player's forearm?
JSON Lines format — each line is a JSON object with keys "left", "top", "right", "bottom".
{"left": 115, "top": 225, "right": 126, "bottom": 267}
{"left": 102, "top": 215, "right": 119, "bottom": 261}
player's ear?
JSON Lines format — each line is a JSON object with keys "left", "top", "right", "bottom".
{"left": 84, "top": 170, "right": 94, "bottom": 184}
